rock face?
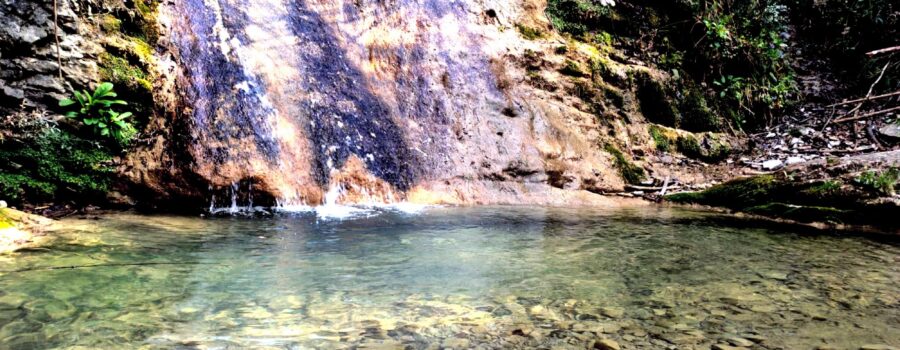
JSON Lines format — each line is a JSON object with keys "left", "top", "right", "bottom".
{"left": 0, "top": 0, "right": 100, "bottom": 114}
{"left": 1, "top": 0, "right": 737, "bottom": 209}
{"left": 136, "top": 0, "right": 696, "bottom": 208}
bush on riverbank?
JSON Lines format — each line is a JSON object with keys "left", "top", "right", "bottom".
{"left": 547, "top": 0, "right": 796, "bottom": 131}
{"left": 546, "top": 0, "right": 898, "bottom": 130}
{"left": 0, "top": 112, "right": 115, "bottom": 206}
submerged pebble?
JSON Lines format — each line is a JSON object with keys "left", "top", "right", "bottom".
{"left": 0, "top": 209, "right": 896, "bottom": 349}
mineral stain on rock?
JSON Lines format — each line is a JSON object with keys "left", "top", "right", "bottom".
{"left": 155, "top": 0, "right": 631, "bottom": 206}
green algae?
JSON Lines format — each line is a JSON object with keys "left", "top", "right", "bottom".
{"left": 665, "top": 175, "right": 896, "bottom": 229}
{"left": 666, "top": 175, "right": 780, "bottom": 210}
{"left": 0, "top": 210, "right": 13, "bottom": 230}
{"left": 516, "top": 24, "right": 546, "bottom": 40}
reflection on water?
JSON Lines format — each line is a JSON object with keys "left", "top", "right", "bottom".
{"left": 0, "top": 207, "right": 898, "bottom": 349}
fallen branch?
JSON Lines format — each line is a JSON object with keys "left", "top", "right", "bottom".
{"left": 828, "top": 60, "right": 892, "bottom": 128}
{"left": 827, "top": 90, "right": 900, "bottom": 107}
{"left": 625, "top": 184, "right": 681, "bottom": 192}
{"left": 867, "top": 46, "right": 900, "bottom": 57}
{"left": 833, "top": 105, "right": 900, "bottom": 124}
{"left": 2, "top": 262, "right": 218, "bottom": 274}
{"left": 659, "top": 176, "right": 671, "bottom": 196}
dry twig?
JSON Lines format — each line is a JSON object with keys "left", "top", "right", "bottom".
{"left": 827, "top": 90, "right": 900, "bottom": 107}
{"left": 833, "top": 106, "right": 900, "bottom": 124}
{"left": 867, "top": 46, "right": 900, "bottom": 57}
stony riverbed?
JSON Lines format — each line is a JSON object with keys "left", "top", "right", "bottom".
{"left": 0, "top": 206, "right": 897, "bottom": 349}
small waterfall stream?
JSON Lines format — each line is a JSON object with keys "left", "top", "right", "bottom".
{"left": 165, "top": 0, "right": 507, "bottom": 209}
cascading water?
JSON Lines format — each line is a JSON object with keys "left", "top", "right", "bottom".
{"left": 159, "top": 0, "right": 625, "bottom": 210}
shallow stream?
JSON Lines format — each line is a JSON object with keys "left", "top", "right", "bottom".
{"left": 0, "top": 206, "right": 898, "bottom": 349}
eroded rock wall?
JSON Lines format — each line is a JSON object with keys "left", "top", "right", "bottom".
{"left": 0, "top": 0, "right": 101, "bottom": 113}
{"left": 143, "top": 0, "right": 650, "bottom": 207}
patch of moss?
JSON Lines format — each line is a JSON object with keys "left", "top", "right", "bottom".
{"left": 649, "top": 125, "right": 674, "bottom": 152}
{"left": 676, "top": 135, "right": 701, "bottom": 158}
{"left": 516, "top": 24, "right": 545, "bottom": 40}
{"left": 799, "top": 180, "right": 843, "bottom": 200}
{"left": 100, "top": 14, "right": 122, "bottom": 33}
{"left": 666, "top": 175, "right": 780, "bottom": 209}
{"left": 667, "top": 174, "right": 897, "bottom": 230}
{"left": 604, "top": 143, "right": 645, "bottom": 184}
{"left": 593, "top": 31, "right": 613, "bottom": 46}
{"left": 99, "top": 52, "right": 150, "bottom": 91}
{"left": 129, "top": 0, "right": 160, "bottom": 43}
{"left": 703, "top": 135, "right": 731, "bottom": 162}
{"left": 560, "top": 60, "right": 589, "bottom": 77}
{"left": 744, "top": 203, "right": 848, "bottom": 224}
{"left": 589, "top": 56, "right": 617, "bottom": 82}
{"left": 678, "top": 88, "right": 720, "bottom": 132}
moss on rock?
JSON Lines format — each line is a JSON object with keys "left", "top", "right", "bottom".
{"left": 604, "top": 144, "right": 645, "bottom": 184}
{"left": 665, "top": 173, "right": 898, "bottom": 230}
{"left": 667, "top": 175, "right": 780, "bottom": 209}
{"left": 744, "top": 203, "right": 848, "bottom": 224}
{"left": 516, "top": 24, "right": 546, "bottom": 40}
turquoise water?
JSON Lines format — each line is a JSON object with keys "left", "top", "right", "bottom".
{"left": 0, "top": 206, "right": 898, "bottom": 349}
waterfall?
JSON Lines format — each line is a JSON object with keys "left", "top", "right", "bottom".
{"left": 169, "top": 0, "right": 481, "bottom": 207}
{"left": 161, "top": 0, "right": 594, "bottom": 209}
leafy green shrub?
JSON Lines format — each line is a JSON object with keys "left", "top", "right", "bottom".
{"left": 546, "top": 0, "right": 617, "bottom": 37}
{"left": 547, "top": 0, "right": 797, "bottom": 130}
{"left": 0, "top": 129, "right": 114, "bottom": 204}
{"left": 59, "top": 82, "right": 137, "bottom": 145}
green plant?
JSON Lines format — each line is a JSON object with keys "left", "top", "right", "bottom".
{"left": 547, "top": 0, "right": 797, "bottom": 130}
{"left": 546, "top": 0, "right": 616, "bottom": 36}
{"left": 855, "top": 168, "right": 899, "bottom": 195}
{"left": 59, "top": 82, "right": 137, "bottom": 145}
{"left": 0, "top": 129, "right": 114, "bottom": 204}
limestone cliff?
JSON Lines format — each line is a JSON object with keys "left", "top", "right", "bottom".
{"left": 2, "top": 0, "right": 740, "bottom": 210}
{"left": 123, "top": 0, "right": 738, "bottom": 209}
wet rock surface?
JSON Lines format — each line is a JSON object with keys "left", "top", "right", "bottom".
{"left": 0, "top": 0, "right": 100, "bottom": 113}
